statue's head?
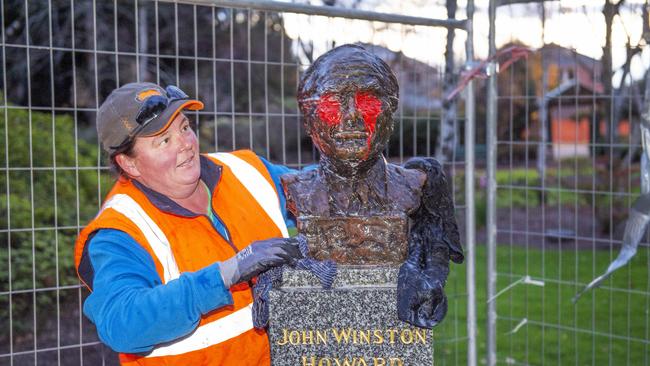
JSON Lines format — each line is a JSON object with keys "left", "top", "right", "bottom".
{"left": 298, "top": 44, "right": 399, "bottom": 168}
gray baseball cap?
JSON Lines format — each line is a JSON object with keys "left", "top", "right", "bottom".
{"left": 97, "top": 82, "right": 204, "bottom": 153}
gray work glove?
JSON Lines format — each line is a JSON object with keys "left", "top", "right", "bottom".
{"left": 219, "top": 235, "right": 305, "bottom": 288}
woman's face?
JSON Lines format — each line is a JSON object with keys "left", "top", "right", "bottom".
{"left": 122, "top": 112, "right": 201, "bottom": 198}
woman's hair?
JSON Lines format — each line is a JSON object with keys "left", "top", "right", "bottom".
{"left": 108, "top": 138, "right": 137, "bottom": 178}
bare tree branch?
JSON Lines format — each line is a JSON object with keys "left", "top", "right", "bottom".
{"left": 436, "top": 0, "right": 458, "bottom": 162}
{"left": 497, "top": 0, "right": 558, "bottom": 6}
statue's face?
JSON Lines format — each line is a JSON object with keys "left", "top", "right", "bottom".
{"left": 303, "top": 78, "right": 394, "bottom": 163}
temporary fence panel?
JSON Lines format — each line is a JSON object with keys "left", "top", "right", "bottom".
{"left": 0, "top": 0, "right": 474, "bottom": 365}
{"left": 485, "top": 1, "right": 650, "bottom": 365}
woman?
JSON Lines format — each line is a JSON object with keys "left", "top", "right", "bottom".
{"left": 74, "top": 82, "right": 303, "bottom": 365}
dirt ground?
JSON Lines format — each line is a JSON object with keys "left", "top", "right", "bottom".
{"left": 473, "top": 205, "right": 627, "bottom": 250}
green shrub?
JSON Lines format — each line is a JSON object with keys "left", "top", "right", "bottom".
{"left": 0, "top": 107, "right": 111, "bottom": 335}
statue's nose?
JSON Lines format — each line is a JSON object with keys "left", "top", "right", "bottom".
{"left": 339, "top": 96, "right": 364, "bottom": 130}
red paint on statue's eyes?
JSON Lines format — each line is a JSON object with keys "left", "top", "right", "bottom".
{"left": 316, "top": 93, "right": 342, "bottom": 126}
{"left": 355, "top": 91, "right": 382, "bottom": 146}
{"left": 355, "top": 91, "right": 382, "bottom": 134}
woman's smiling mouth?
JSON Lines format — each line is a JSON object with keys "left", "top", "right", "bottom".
{"left": 177, "top": 154, "right": 195, "bottom": 168}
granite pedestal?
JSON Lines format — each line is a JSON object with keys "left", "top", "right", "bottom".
{"left": 268, "top": 266, "right": 434, "bottom": 366}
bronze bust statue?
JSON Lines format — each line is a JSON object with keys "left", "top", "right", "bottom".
{"left": 282, "top": 44, "right": 464, "bottom": 328}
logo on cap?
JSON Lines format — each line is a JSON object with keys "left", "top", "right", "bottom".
{"left": 120, "top": 117, "right": 135, "bottom": 131}
{"left": 136, "top": 89, "right": 163, "bottom": 102}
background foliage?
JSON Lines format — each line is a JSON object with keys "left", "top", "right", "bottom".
{"left": 0, "top": 105, "right": 110, "bottom": 336}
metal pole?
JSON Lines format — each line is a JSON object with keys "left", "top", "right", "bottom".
{"left": 170, "top": 0, "right": 467, "bottom": 29}
{"left": 464, "top": 1, "right": 477, "bottom": 366}
{"left": 486, "top": 0, "right": 498, "bottom": 365}
{"left": 536, "top": 4, "right": 547, "bottom": 205}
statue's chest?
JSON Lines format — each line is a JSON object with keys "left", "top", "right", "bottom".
{"left": 297, "top": 214, "right": 409, "bottom": 265}
{"left": 282, "top": 166, "right": 425, "bottom": 265}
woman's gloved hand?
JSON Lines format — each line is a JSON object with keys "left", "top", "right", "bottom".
{"left": 219, "top": 235, "right": 305, "bottom": 288}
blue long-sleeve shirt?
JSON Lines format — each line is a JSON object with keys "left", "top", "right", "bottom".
{"left": 81, "top": 155, "right": 295, "bottom": 354}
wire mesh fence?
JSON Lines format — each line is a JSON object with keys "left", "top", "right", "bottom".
{"left": 7, "top": 0, "right": 649, "bottom": 365}
{"left": 487, "top": 2, "right": 650, "bottom": 365}
{"left": 0, "top": 0, "right": 472, "bottom": 365}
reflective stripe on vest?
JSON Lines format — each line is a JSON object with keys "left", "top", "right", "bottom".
{"left": 209, "top": 152, "right": 289, "bottom": 238}
{"left": 147, "top": 304, "right": 254, "bottom": 357}
{"left": 102, "top": 193, "right": 181, "bottom": 283}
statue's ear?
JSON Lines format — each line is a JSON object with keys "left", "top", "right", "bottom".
{"left": 301, "top": 108, "right": 317, "bottom": 136}
{"left": 298, "top": 99, "right": 314, "bottom": 136}
{"left": 303, "top": 116, "right": 313, "bottom": 137}
{"left": 387, "top": 95, "right": 399, "bottom": 114}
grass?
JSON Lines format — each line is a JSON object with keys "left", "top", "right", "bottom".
{"left": 434, "top": 246, "right": 650, "bottom": 365}
{"left": 438, "top": 163, "right": 648, "bottom": 364}
{"left": 434, "top": 244, "right": 650, "bottom": 366}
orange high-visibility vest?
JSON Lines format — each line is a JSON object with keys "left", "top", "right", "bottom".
{"left": 74, "top": 150, "right": 289, "bottom": 365}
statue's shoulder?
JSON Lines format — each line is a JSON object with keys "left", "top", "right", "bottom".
{"left": 385, "top": 162, "right": 426, "bottom": 214}
{"left": 386, "top": 162, "right": 427, "bottom": 191}
{"left": 280, "top": 167, "right": 320, "bottom": 188}
{"left": 280, "top": 168, "right": 327, "bottom": 216}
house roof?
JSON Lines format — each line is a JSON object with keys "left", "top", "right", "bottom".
{"left": 361, "top": 43, "right": 443, "bottom": 111}
{"left": 546, "top": 78, "right": 603, "bottom": 107}
{"left": 539, "top": 43, "right": 601, "bottom": 71}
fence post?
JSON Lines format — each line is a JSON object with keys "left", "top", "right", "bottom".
{"left": 486, "top": 0, "right": 498, "bottom": 365}
{"left": 464, "top": 1, "right": 478, "bottom": 366}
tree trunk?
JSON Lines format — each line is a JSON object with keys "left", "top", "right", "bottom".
{"left": 138, "top": 4, "right": 150, "bottom": 81}
{"left": 623, "top": 0, "right": 649, "bottom": 166}
{"left": 614, "top": 41, "right": 641, "bottom": 165}
{"left": 641, "top": 65, "right": 650, "bottom": 194}
{"left": 601, "top": 0, "right": 624, "bottom": 158}
{"left": 436, "top": 0, "right": 457, "bottom": 162}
